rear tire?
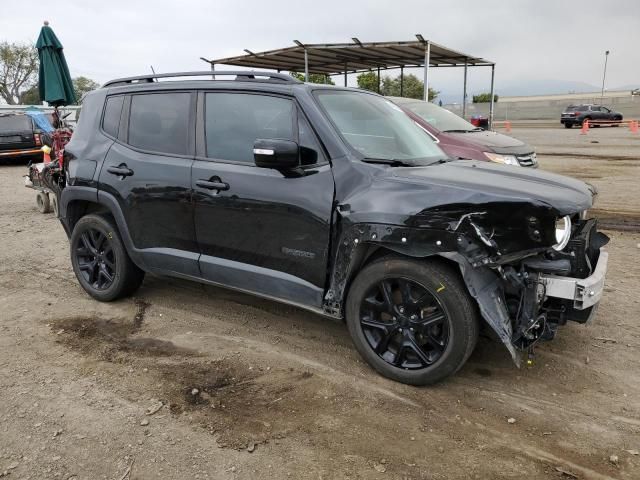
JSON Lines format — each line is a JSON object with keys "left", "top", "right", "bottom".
{"left": 70, "top": 214, "right": 144, "bottom": 302}
{"left": 36, "top": 192, "right": 51, "bottom": 214}
{"left": 345, "top": 257, "right": 479, "bottom": 385}
{"left": 564, "top": 123, "right": 572, "bottom": 129}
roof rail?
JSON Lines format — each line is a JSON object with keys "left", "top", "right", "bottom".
{"left": 102, "top": 71, "right": 301, "bottom": 88}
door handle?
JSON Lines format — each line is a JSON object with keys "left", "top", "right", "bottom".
{"left": 107, "top": 165, "right": 134, "bottom": 177}
{"left": 196, "top": 179, "right": 229, "bottom": 191}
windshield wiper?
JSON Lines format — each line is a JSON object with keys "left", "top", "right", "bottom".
{"left": 362, "top": 158, "right": 413, "bottom": 166}
{"left": 442, "top": 128, "right": 483, "bottom": 133}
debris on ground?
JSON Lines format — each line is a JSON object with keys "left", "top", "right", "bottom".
{"left": 554, "top": 466, "right": 579, "bottom": 478}
{"left": 145, "top": 401, "right": 163, "bottom": 416}
{"left": 507, "top": 417, "right": 516, "bottom": 424}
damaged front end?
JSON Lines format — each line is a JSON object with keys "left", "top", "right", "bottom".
{"left": 444, "top": 212, "right": 609, "bottom": 364}
{"left": 326, "top": 193, "right": 608, "bottom": 366}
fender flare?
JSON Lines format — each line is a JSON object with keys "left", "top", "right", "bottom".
{"left": 59, "top": 186, "right": 147, "bottom": 270}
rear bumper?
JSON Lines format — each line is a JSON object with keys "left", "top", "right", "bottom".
{"left": 0, "top": 148, "right": 41, "bottom": 158}
{"left": 539, "top": 248, "right": 608, "bottom": 311}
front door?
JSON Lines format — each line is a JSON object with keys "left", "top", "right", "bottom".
{"left": 192, "top": 91, "right": 335, "bottom": 308}
{"left": 99, "top": 91, "right": 199, "bottom": 276}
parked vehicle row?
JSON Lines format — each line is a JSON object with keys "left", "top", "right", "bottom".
{"left": 52, "top": 71, "right": 609, "bottom": 386}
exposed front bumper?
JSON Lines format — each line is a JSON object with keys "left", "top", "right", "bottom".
{"left": 538, "top": 248, "right": 608, "bottom": 310}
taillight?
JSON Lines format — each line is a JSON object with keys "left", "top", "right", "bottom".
{"left": 34, "top": 133, "right": 41, "bottom": 146}
{"left": 574, "top": 112, "right": 581, "bottom": 116}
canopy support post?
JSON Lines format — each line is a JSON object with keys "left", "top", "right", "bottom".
{"left": 210, "top": 62, "right": 215, "bottom": 80}
{"left": 400, "top": 66, "right": 404, "bottom": 97}
{"left": 344, "top": 62, "right": 348, "bottom": 87}
{"left": 377, "top": 66, "right": 380, "bottom": 93}
{"left": 462, "top": 60, "right": 468, "bottom": 118}
{"left": 304, "top": 48, "right": 309, "bottom": 82}
{"left": 489, "top": 64, "right": 496, "bottom": 130}
{"left": 423, "top": 41, "right": 431, "bottom": 101}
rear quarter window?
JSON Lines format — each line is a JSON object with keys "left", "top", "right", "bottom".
{"left": 102, "top": 96, "right": 124, "bottom": 138}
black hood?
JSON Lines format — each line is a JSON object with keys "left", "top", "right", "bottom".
{"left": 343, "top": 160, "right": 594, "bottom": 229}
{"left": 390, "top": 160, "right": 594, "bottom": 215}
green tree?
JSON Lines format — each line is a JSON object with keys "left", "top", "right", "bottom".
{"left": 356, "top": 71, "right": 439, "bottom": 101}
{"left": 472, "top": 93, "right": 498, "bottom": 103}
{"left": 73, "top": 76, "right": 100, "bottom": 101}
{"left": 20, "top": 85, "right": 40, "bottom": 105}
{"left": 289, "top": 71, "right": 334, "bottom": 85}
{"left": 0, "top": 42, "right": 39, "bottom": 105}
{"left": 357, "top": 71, "right": 380, "bottom": 92}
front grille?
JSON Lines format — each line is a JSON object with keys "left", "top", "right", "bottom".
{"left": 516, "top": 153, "right": 537, "bottom": 167}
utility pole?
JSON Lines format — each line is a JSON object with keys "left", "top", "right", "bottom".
{"left": 600, "top": 50, "right": 610, "bottom": 102}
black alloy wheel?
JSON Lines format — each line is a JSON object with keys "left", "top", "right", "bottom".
{"left": 70, "top": 214, "right": 144, "bottom": 301}
{"left": 359, "top": 277, "right": 449, "bottom": 369}
{"left": 75, "top": 228, "right": 116, "bottom": 290}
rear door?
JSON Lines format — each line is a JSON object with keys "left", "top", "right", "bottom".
{"left": 191, "top": 90, "right": 335, "bottom": 307}
{"left": 99, "top": 91, "right": 199, "bottom": 276}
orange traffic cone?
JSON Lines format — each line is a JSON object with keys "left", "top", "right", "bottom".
{"left": 580, "top": 119, "right": 589, "bottom": 135}
{"left": 505, "top": 121, "right": 512, "bottom": 133}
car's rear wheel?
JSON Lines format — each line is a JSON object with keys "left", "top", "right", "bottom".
{"left": 70, "top": 214, "right": 144, "bottom": 302}
{"left": 564, "top": 123, "right": 572, "bottom": 129}
{"left": 345, "top": 257, "right": 479, "bottom": 385}
{"left": 36, "top": 192, "right": 51, "bottom": 213}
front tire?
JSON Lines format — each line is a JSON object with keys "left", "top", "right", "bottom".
{"left": 345, "top": 257, "right": 479, "bottom": 385}
{"left": 70, "top": 214, "right": 144, "bottom": 302}
{"left": 564, "top": 123, "right": 573, "bottom": 129}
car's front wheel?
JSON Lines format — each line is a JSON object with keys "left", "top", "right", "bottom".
{"left": 346, "top": 257, "right": 479, "bottom": 385}
{"left": 70, "top": 214, "right": 144, "bottom": 302}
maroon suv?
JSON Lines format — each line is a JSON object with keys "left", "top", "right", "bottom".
{"left": 390, "top": 97, "right": 537, "bottom": 167}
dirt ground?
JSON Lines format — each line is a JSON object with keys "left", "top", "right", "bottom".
{"left": 1, "top": 127, "right": 639, "bottom": 479}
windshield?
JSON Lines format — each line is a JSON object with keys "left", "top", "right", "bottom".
{"left": 0, "top": 115, "right": 32, "bottom": 131}
{"left": 399, "top": 100, "right": 478, "bottom": 132}
{"left": 315, "top": 90, "right": 447, "bottom": 165}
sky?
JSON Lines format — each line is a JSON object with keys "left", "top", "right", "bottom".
{"left": 2, "top": 0, "right": 639, "bottom": 100}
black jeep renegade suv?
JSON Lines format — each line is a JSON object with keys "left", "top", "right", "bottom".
{"left": 57, "top": 71, "right": 609, "bottom": 385}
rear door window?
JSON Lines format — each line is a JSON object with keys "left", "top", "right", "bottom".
{"left": 102, "top": 96, "right": 124, "bottom": 138}
{"left": 127, "top": 92, "right": 191, "bottom": 155}
{"left": 204, "top": 92, "right": 294, "bottom": 163}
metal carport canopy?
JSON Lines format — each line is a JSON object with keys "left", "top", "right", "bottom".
{"left": 201, "top": 37, "right": 497, "bottom": 126}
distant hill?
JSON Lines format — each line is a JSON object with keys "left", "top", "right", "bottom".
{"left": 437, "top": 78, "right": 601, "bottom": 104}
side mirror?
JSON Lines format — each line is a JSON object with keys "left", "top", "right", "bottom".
{"left": 253, "top": 139, "right": 299, "bottom": 169}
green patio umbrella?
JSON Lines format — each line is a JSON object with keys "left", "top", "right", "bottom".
{"left": 36, "top": 21, "right": 76, "bottom": 107}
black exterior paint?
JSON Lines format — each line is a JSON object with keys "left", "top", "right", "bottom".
{"left": 59, "top": 78, "right": 605, "bottom": 361}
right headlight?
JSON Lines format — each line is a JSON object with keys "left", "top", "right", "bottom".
{"left": 553, "top": 215, "right": 572, "bottom": 251}
{"left": 483, "top": 152, "right": 520, "bottom": 166}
